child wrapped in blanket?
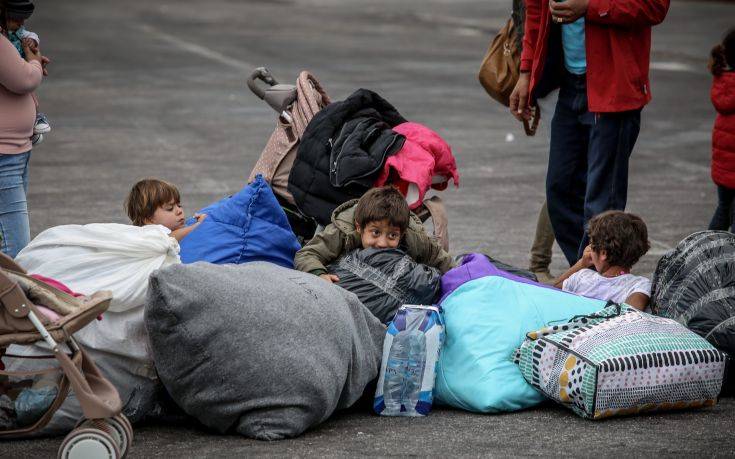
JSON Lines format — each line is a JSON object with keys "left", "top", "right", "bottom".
{"left": 295, "top": 186, "right": 454, "bottom": 281}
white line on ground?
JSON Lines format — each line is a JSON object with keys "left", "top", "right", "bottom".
{"left": 135, "top": 24, "right": 254, "bottom": 72}
{"left": 650, "top": 61, "right": 700, "bottom": 74}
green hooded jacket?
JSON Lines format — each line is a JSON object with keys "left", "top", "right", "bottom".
{"left": 294, "top": 199, "right": 455, "bottom": 276}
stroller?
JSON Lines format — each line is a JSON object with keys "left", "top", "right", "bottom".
{"left": 0, "top": 254, "right": 133, "bottom": 458}
{"left": 247, "top": 67, "right": 451, "bottom": 250}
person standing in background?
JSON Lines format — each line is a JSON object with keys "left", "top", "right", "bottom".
{"left": 707, "top": 28, "right": 735, "bottom": 233}
{"left": 512, "top": 0, "right": 559, "bottom": 283}
{"left": 509, "top": 0, "right": 669, "bottom": 266}
{"left": 0, "top": 0, "right": 46, "bottom": 257}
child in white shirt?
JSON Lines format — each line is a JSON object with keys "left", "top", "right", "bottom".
{"left": 554, "top": 210, "right": 652, "bottom": 310}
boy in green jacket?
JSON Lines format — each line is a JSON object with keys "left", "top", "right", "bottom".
{"left": 294, "top": 186, "right": 454, "bottom": 282}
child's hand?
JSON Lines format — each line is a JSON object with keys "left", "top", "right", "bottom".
{"left": 581, "top": 244, "right": 594, "bottom": 267}
{"left": 22, "top": 37, "right": 38, "bottom": 53}
{"left": 194, "top": 213, "right": 207, "bottom": 223}
{"left": 319, "top": 274, "right": 340, "bottom": 283}
{"left": 22, "top": 41, "right": 42, "bottom": 64}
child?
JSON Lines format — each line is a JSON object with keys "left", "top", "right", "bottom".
{"left": 4, "top": 0, "right": 50, "bottom": 145}
{"left": 708, "top": 28, "right": 735, "bottom": 232}
{"left": 125, "top": 178, "right": 206, "bottom": 242}
{"left": 294, "top": 186, "right": 454, "bottom": 282}
{"left": 553, "top": 210, "right": 652, "bottom": 311}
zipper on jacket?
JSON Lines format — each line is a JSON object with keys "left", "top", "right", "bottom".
{"left": 341, "top": 134, "right": 403, "bottom": 187}
{"left": 330, "top": 120, "right": 368, "bottom": 177}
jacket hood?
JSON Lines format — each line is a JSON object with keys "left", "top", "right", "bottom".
{"left": 330, "top": 199, "right": 424, "bottom": 235}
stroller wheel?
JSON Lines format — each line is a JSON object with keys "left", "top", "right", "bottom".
{"left": 73, "top": 416, "right": 132, "bottom": 458}
{"left": 58, "top": 427, "right": 121, "bottom": 459}
{"left": 106, "top": 414, "right": 134, "bottom": 457}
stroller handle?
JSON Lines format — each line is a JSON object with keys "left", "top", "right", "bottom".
{"left": 247, "top": 67, "right": 279, "bottom": 100}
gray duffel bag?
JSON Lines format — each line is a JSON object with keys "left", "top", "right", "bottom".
{"left": 145, "top": 261, "right": 385, "bottom": 440}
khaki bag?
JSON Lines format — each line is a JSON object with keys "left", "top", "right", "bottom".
{"left": 478, "top": 18, "right": 539, "bottom": 136}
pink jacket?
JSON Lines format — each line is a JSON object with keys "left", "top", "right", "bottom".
{"left": 375, "top": 122, "right": 459, "bottom": 208}
{"left": 0, "top": 33, "right": 42, "bottom": 154}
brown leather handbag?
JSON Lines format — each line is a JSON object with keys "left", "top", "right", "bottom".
{"left": 478, "top": 18, "right": 539, "bottom": 136}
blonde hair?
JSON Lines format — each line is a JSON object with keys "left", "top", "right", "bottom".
{"left": 124, "top": 178, "right": 181, "bottom": 226}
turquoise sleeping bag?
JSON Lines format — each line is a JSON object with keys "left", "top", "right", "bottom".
{"left": 435, "top": 254, "right": 606, "bottom": 413}
{"left": 179, "top": 176, "right": 300, "bottom": 268}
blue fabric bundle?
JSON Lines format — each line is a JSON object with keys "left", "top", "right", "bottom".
{"left": 179, "top": 176, "right": 300, "bottom": 268}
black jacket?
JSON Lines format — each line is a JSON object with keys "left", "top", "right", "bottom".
{"left": 288, "top": 89, "right": 406, "bottom": 226}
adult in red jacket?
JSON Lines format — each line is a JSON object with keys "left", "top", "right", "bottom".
{"left": 708, "top": 29, "right": 735, "bottom": 232}
{"left": 509, "top": 0, "right": 669, "bottom": 265}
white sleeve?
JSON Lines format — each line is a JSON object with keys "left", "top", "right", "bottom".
{"left": 627, "top": 276, "right": 652, "bottom": 298}
{"left": 18, "top": 30, "right": 39, "bottom": 45}
{"left": 562, "top": 271, "right": 579, "bottom": 293}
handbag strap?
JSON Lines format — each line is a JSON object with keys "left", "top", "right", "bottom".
{"left": 523, "top": 105, "right": 541, "bottom": 136}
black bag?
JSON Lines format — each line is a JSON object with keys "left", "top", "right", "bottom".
{"left": 652, "top": 231, "right": 735, "bottom": 355}
{"left": 329, "top": 248, "right": 442, "bottom": 324}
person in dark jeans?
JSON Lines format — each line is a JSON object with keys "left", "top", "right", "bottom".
{"left": 547, "top": 73, "right": 641, "bottom": 264}
{"left": 509, "top": 0, "right": 669, "bottom": 265}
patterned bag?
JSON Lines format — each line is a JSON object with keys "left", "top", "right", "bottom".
{"left": 514, "top": 303, "right": 727, "bottom": 419}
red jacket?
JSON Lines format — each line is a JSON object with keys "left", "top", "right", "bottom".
{"left": 711, "top": 72, "right": 735, "bottom": 189}
{"left": 520, "top": 0, "right": 669, "bottom": 113}
{"left": 374, "top": 122, "right": 459, "bottom": 209}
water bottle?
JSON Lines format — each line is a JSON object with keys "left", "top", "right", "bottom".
{"left": 374, "top": 305, "right": 444, "bottom": 417}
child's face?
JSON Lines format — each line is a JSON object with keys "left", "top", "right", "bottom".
{"left": 145, "top": 200, "right": 185, "bottom": 231}
{"left": 356, "top": 219, "right": 402, "bottom": 250}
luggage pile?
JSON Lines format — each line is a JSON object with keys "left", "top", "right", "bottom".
{"left": 4, "top": 65, "right": 731, "bottom": 454}
{"left": 435, "top": 254, "right": 729, "bottom": 419}
{"left": 247, "top": 68, "right": 459, "bottom": 248}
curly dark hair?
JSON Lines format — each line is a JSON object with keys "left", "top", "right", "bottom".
{"left": 587, "top": 210, "right": 650, "bottom": 269}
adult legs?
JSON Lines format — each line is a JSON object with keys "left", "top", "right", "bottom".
{"left": 529, "top": 201, "right": 555, "bottom": 274}
{"left": 0, "top": 152, "right": 32, "bottom": 258}
{"left": 579, "top": 110, "right": 641, "bottom": 258}
{"left": 546, "top": 75, "right": 590, "bottom": 266}
{"left": 708, "top": 184, "right": 735, "bottom": 232}
{"left": 528, "top": 90, "right": 560, "bottom": 276}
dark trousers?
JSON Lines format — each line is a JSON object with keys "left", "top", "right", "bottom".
{"left": 546, "top": 72, "right": 641, "bottom": 265}
{"left": 708, "top": 184, "right": 735, "bottom": 232}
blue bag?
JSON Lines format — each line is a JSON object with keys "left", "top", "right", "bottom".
{"left": 179, "top": 176, "right": 300, "bottom": 268}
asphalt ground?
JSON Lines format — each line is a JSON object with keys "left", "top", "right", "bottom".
{"left": 4, "top": 0, "right": 735, "bottom": 456}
